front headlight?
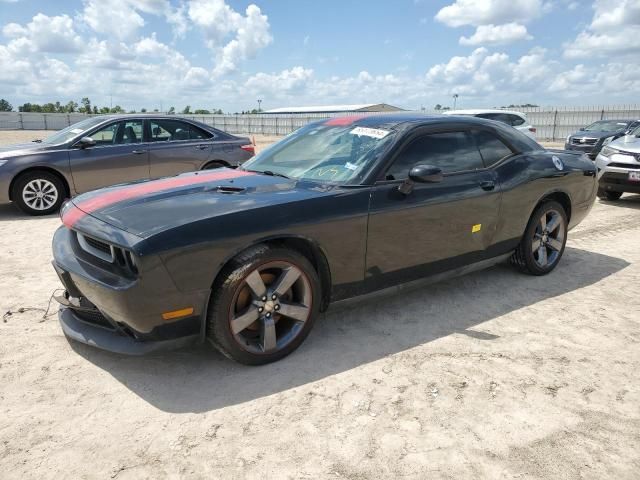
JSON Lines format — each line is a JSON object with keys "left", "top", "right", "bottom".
{"left": 601, "top": 136, "right": 615, "bottom": 146}
{"left": 600, "top": 146, "right": 619, "bottom": 158}
{"left": 0, "top": 160, "right": 8, "bottom": 167}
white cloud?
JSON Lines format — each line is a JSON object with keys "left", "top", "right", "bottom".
{"left": 460, "top": 23, "right": 532, "bottom": 45}
{"left": 564, "top": 0, "right": 640, "bottom": 58}
{"left": 2, "top": 14, "right": 83, "bottom": 54}
{"left": 435, "top": 0, "right": 547, "bottom": 27}
{"left": 187, "top": 0, "right": 272, "bottom": 76}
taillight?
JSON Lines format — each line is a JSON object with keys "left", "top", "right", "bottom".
{"left": 240, "top": 144, "right": 255, "bottom": 154}
{"left": 529, "top": 127, "right": 537, "bottom": 133}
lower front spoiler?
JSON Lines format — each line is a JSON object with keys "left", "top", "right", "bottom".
{"left": 59, "top": 306, "right": 199, "bottom": 355}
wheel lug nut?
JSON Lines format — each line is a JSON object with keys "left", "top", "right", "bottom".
{"left": 266, "top": 312, "right": 271, "bottom": 317}
{"left": 258, "top": 307, "right": 264, "bottom": 313}
{"left": 261, "top": 296, "right": 267, "bottom": 302}
{"left": 272, "top": 294, "right": 277, "bottom": 300}
{"left": 274, "top": 304, "right": 280, "bottom": 311}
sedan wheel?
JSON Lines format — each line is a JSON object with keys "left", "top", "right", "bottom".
{"left": 511, "top": 200, "right": 568, "bottom": 275}
{"left": 13, "top": 171, "right": 65, "bottom": 216}
{"left": 207, "top": 244, "right": 320, "bottom": 365}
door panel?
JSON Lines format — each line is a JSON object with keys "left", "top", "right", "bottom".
{"left": 68, "top": 120, "right": 149, "bottom": 193}
{"left": 365, "top": 128, "right": 502, "bottom": 290}
{"left": 366, "top": 171, "right": 501, "bottom": 287}
{"left": 147, "top": 119, "right": 213, "bottom": 178}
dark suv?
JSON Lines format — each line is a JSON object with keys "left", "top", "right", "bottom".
{"left": 565, "top": 119, "right": 640, "bottom": 159}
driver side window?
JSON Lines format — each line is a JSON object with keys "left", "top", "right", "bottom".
{"left": 385, "top": 131, "right": 484, "bottom": 180}
{"left": 90, "top": 120, "right": 143, "bottom": 146}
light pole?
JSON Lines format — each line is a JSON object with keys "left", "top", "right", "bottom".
{"left": 257, "top": 99, "right": 262, "bottom": 113}
{"left": 452, "top": 93, "right": 459, "bottom": 109}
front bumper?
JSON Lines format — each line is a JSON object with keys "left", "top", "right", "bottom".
{"left": 52, "top": 225, "right": 209, "bottom": 354}
{"left": 595, "top": 152, "right": 640, "bottom": 194}
{"left": 565, "top": 143, "right": 598, "bottom": 158}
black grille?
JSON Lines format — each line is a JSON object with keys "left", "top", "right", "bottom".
{"left": 572, "top": 137, "right": 598, "bottom": 146}
{"left": 608, "top": 163, "right": 640, "bottom": 169}
{"left": 74, "top": 308, "right": 115, "bottom": 330}
{"left": 84, "top": 236, "right": 112, "bottom": 256}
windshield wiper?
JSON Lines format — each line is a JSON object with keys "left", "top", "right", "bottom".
{"left": 243, "top": 169, "right": 290, "bottom": 179}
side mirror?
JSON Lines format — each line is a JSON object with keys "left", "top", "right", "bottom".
{"left": 579, "top": 127, "right": 585, "bottom": 131}
{"left": 409, "top": 164, "right": 443, "bottom": 183}
{"left": 398, "top": 165, "right": 443, "bottom": 195}
{"left": 77, "top": 137, "right": 96, "bottom": 148}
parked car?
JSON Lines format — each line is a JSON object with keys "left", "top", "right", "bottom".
{"left": 443, "top": 109, "right": 537, "bottom": 139}
{"left": 52, "top": 114, "right": 596, "bottom": 364}
{"left": 564, "top": 119, "right": 640, "bottom": 159}
{"left": 0, "top": 115, "right": 254, "bottom": 215}
{"left": 595, "top": 125, "right": 640, "bottom": 200}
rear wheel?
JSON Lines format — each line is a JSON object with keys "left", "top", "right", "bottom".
{"left": 207, "top": 244, "right": 320, "bottom": 365}
{"left": 511, "top": 200, "right": 568, "bottom": 275}
{"left": 597, "top": 188, "right": 623, "bottom": 201}
{"left": 12, "top": 171, "right": 65, "bottom": 215}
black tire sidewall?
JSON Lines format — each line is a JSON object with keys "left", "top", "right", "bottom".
{"left": 13, "top": 171, "right": 65, "bottom": 216}
{"left": 207, "top": 245, "right": 321, "bottom": 365}
{"left": 520, "top": 200, "right": 568, "bottom": 275}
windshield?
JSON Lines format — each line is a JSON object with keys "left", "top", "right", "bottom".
{"left": 42, "top": 116, "right": 107, "bottom": 145}
{"left": 583, "top": 120, "right": 629, "bottom": 132}
{"left": 241, "top": 122, "right": 396, "bottom": 184}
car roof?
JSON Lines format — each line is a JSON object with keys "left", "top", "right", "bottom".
{"left": 313, "top": 112, "right": 500, "bottom": 130}
{"left": 443, "top": 109, "right": 527, "bottom": 117}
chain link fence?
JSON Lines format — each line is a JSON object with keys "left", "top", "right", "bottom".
{"left": 1, "top": 105, "right": 639, "bottom": 141}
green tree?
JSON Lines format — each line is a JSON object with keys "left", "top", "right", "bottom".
{"left": 182, "top": 105, "right": 191, "bottom": 114}
{"left": 194, "top": 109, "right": 210, "bottom": 114}
{"left": 140, "top": 108, "right": 147, "bottom": 113}
{"left": 92, "top": 106, "right": 98, "bottom": 114}
{"left": 64, "top": 101, "right": 78, "bottom": 113}
{"left": 167, "top": 106, "right": 175, "bottom": 115}
{"left": 41, "top": 103, "right": 57, "bottom": 113}
{"left": 0, "top": 98, "right": 12, "bottom": 111}
{"left": 434, "top": 104, "right": 442, "bottom": 111}
{"left": 110, "top": 105, "right": 124, "bottom": 113}
{"left": 99, "top": 106, "right": 111, "bottom": 114}
{"left": 80, "top": 97, "right": 92, "bottom": 114}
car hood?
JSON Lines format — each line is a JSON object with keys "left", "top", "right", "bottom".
{"left": 568, "top": 130, "right": 624, "bottom": 139}
{"left": 63, "top": 169, "right": 333, "bottom": 238}
{"left": 0, "top": 142, "right": 51, "bottom": 159}
{"left": 608, "top": 134, "right": 640, "bottom": 153}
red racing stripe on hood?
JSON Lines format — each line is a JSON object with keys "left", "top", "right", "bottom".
{"left": 62, "top": 169, "right": 254, "bottom": 228}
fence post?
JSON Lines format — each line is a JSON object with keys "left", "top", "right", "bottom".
{"left": 43, "top": 114, "right": 47, "bottom": 130}
{"left": 18, "top": 113, "right": 23, "bottom": 130}
{"left": 551, "top": 109, "right": 558, "bottom": 142}
{"left": 67, "top": 114, "right": 71, "bottom": 127}
{"left": 600, "top": 108, "right": 605, "bottom": 120}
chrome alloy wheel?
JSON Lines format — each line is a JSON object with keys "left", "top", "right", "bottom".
{"left": 21, "top": 179, "right": 59, "bottom": 211}
{"left": 532, "top": 208, "right": 565, "bottom": 268}
{"left": 229, "top": 261, "right": 312, "bottom": 355}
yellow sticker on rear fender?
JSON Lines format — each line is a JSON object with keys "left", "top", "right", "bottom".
{"left": 472, "top": 224, "right": 482, "bottom": 233}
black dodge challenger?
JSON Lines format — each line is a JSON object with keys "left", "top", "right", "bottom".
{"left": 52, "top": 114, "right": 597, "bottom": 364}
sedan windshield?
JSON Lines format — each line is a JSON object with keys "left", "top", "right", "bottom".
{"left": 583, "top": 120, "right": 629, "bottom": 132}
{"left": 42, "top": 116, "right": 107, "bottom": 145}
{"left": 241, "top": 123, "right": 396, "bottom": 184}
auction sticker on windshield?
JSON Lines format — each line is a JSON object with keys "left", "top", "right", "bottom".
{"left": 350, "top": 127, "right": 390, "bottom": 139}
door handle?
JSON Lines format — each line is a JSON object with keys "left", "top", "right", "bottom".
{"left": 479, "top": 180, "right": 495, "bottom": 191}
{"left": 131, "top": 149, "right": 147, "bottom": 155}
{"left": 195, "top": 144, "right": 208, "bottom": 150}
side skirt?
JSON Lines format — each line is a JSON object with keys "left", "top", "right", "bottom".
{"left": 328, "top": 252, "right": 513, "bottom": 312}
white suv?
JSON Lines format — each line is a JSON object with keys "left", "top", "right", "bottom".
{"left": 443, "top": 109, "right": 537, "bottom": 139}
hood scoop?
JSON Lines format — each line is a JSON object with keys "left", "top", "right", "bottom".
{"left": 215, "top": 185, "right": 246, "bottom": 194}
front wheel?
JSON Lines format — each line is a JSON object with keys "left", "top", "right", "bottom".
{"left": 597, "top": 188, "right": 622, "bottom": 201}
{"left": 511, "top": 200, "right": 568, "bottom": 275}
{"left": 12, "top": 171, "right": 65, "bottom": 215}
{"left": 207, "top": 244, "right": 321, "bottom": 365}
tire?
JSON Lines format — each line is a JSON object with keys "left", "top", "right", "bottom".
{"left": 511, "top": 200, "right": 568, "bottom": 276}
{"left": 12, "top": 171, "right": 65, "bottom": 216}
{"left": 207, "top": 244, "right": 321, "bottom": 365}
{"left": 203, "top": 161, "right": 226, "bottom": 170}
{"left": 597, "top": 188, "right": 622, "bottom": 201}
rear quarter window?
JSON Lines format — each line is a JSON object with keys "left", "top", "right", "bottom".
{"left": 473, "top": 130, "right": 514, "bottom": 166}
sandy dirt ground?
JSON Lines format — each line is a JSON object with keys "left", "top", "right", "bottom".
{"left": 0, "top": 130, "right": 638, "bottom": 479}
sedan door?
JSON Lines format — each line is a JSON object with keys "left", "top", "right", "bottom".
{"left": 365, "top": 129, "right": 502, "bottom": 290}
{"left": 146, "top": 119, "right": 214, "bottom": 179}
{"left": 68, "top": 119, "right": 149, "bottom": 193}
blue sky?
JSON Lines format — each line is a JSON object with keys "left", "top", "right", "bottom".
{"left": 0, "top": 0, "right": 638, "bottom": 112}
